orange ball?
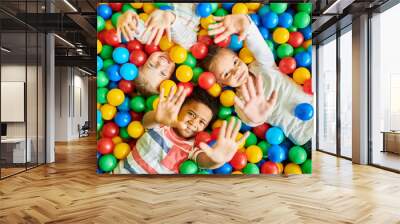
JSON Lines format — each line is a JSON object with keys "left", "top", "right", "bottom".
{"left": 245, "top": 145, "right": 263, "bottom": 163}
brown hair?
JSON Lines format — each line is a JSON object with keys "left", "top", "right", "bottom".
{"left": 200, "top": 44, "right": 223, "bottom": 71}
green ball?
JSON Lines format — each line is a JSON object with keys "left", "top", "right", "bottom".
{"left": 289, "top": 146, "right": 307, "bottom": 164}
{"left": 245, "top": 132, "right": 257, "bottom": 147}
{"left": 179, "top": 160, "right": 198, "bottom": 174}
{"left": 130, "top": 96, "right": 146, "bottom": 112}
{"left": 277, "top": 44, "right": 294, "bottom": 59}
{"left": 293, "top": 47, "right": 306, "bottom": 55}
{"left": 122, "top": 3, "right": 136, "bottom": 13}
{"left": 257, "top": 140, "right": 271, "bottom": 158}
{"left": 97, "top": 16, "right": 105, "bottom": 32}
{"left": 154, "top": 3, "right": 170, "bottom": 8}
{"left": 294, "top": 12, "right": 311, "bottom": 29}
{"left": 97, "top": 71, "right": 109, "bottom": 88}
{"left": 192, "top": 67, "right": 204, "bottom": 84}
{"left": 145, "top": 95, "right": 158, "bottom": 111}
{"left": 183, "top": 53, "right": 197, "bottom": 68}
{"left": 98, "top": 154, "right": 117, "bottom": 172}
{"left": 265, "top": 39, "right": 274, "bottom": 50}
{"left": 214, "top": 8, "right": 228, "bottom": 17}
{"left": 218, "top": 106, "right": 232, "bottom": 119}
{"left": 270, "top": 3, "right": 288, "bottom": 14}
{"left": 197, "top": 169, "right": 211, "bottom": 174}
{"left": 111, "top": 12, "right": 122, "bottom": 28}
{"left": 100, "top": 45, "right": 113, "bottom": 60}
{"left": 120, "top": 127, "right": 130, "bottom": 139}
{"left": 243, "top": 163, "right": 260, "bottom": 174}
{"left": 102, "top": 59, "right": 114, "bottom": 71}
{"left": 97, "top": 88, "right": 108, "bottom": 104}
{"left": 97, "top": 119, "right": 103, "bottom": 132}
{"left": 227, "top": 116, "right": 239, "bottom": 125}
{"left": 301, "top": 159, "right": 312, "bottom": 174}
{"left": 210, "top": 3, "right": 219, "bottom": 13}
{"left": 297, "top": 3, "right": 313, "bottom": 14}
{"left": 288, "top": 26, "right": 298, "bottom": 32}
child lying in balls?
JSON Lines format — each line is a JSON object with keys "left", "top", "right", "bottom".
{"left": 113, "top": 86, "right": 250, "bottom": 174}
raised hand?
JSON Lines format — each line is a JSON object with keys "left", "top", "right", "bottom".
{"left": 155, "top": 85, "right": 187, "bottom": 129}
{"left": 116, "top": 10, "right": 140, "bottom": 42}
{"left": 198, "top": 119, "right": 250, "bottom": 165}
{"left": 234, "top": 75, "right": 278, "bottom": 125}
{"left": 208, "top": 14, "right": 250, "bottom": 44}
{"left": 142, "top": 9, "right": 176, "bottom": 45}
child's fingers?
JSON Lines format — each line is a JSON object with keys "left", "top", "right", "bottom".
{"left": 154, "top": 28, "right": 164, "bottom": 46}
{"left": 208, "top": 26, "right": 226, "bottom": 37}
{"left": 237, "top": 131, "right": 250, "bottom": 147}
{"left": 208, "top": 22, "right": 224, "bottom": 30}
{"left": 147, "top": 27, "right": 158, "bottom": 45}
{"left": 225, "top": 117, "right": 235, "bottom": 139}
{"left": 266, "top": 90, "right": 278, "bottom": 106}
{"left": 159, "top": 87, "right": 165, "bottom": 100}
{"left": 116, "top": 27, "right": 122, "bottom": 42}
{"left": 255, "top": 75, "right": 264, "bottom": 97}
{"left": 144, "top": 15, "right": 152, "bottom": 27}
{"left": 218, "top": 120, "right": 227, "bottom": 140}
{"left": 199, "top": 142, "right": 214, "bottom": 157}
{"left": 122, "top": 26, "right": 130, "bottom": 42}
{"left": 174, "top": 86, "right": 186, "bottom": 106}
{"left": 238, "top": 32, "right": 246, "bottom": 42}
{"left": 214, "top": 31, "right": 231, "bottom": 44}
{"left": 231, "top": 119, "right": 241, "bottom": 139}
{"left": 240, "top": 81, "right": 250, "bottom": 101}
{"left": 167, "top": 85, "right": 176, "bottom": 101}
{"left": 213, "top": 16, "right": 224, "bottom": 22}
{"left": 166, "top": 26, "right": 172, "bottom": 43}
{"left": 234, "top": 96, "right": 245, "bottom": 110}
{"left": 247, "top": 76, "right": 256, "bottom": 98}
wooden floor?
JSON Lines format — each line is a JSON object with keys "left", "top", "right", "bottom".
{"left": 0, "top": 136, "right": 400, "bottom": 224}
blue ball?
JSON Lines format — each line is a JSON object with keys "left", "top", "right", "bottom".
{"left": 222, "top": 3, "right": 235, "bottom": 11}
{"left": 294, "top": 51, "right": 311, "bottom": 67}
{"left": 107, "top": 64, "right": 121, "bottom": 82}
{"left": 114, "top": 111, "right": 132, "bottom": 127}
{"left": 300, "top": 26, "right": 312, "bottom": 40}
{"left": 208, "top": 140, "right": 217, "bottom": 147}
{"left": 256, "top": 159, "right": 266, "bottom": 167}
{"left": 285, "top": 7, "right": 296, "bottom": 16}
{"left": 249, "top": 13, "right": 260, "bottom": 26}
{"left": 196, "top": 3, "right": 212, "bottom": 18}
{"left": 120, "top": 63, "right": 138, "bottom": 81}
{"left": 228, "top": 34, "right": 243, "bottom": 51}
{"left": 96, "top": 168, "right": 104, "bottom": 174}
{"left": 278, "top": 12, "right": 293, "bottom": 28}
{"left": 280, "top": 138, "right": 294, "bottom": 150}
{"left": 262, "top": 12, "right": 279, "bottom": 29}
{"left": 108, "top": 81, "right": 118, "bottom": 89}
{"left": 266, "top": 127, "right": 285, "bottom": 145}
{"left": 258, "top": 5, "right": 270, "bottom": 16}
{"left": 97, "top": 110, "right": 102, "bottom": 123}
{"left": 97, "top": 4, "right": 112, "bottom": 20}
{"left": 240, "top": 122, "right": 252, "bottom": 132}
{"left": 294, "top": 103, "right": 314, "bottom": 121}
{"left": 267, "top": 145, "right": 286, "bottom": 163}
{"left": 258, "top": 26, "right": 270, "bottom": 40}
{"left": 117, "top": 97, "right": 130, "bottom": 112}
{"left": 307, "top": 45, "right": 312, "bottom": 54}
{"left": 159, "top": 5, "right": 174, "bottom": 10}
{"left": 97, "top": 56, "right": 103, "bottom": 72}
{"left": 213, "top": 163, "right": 232, "bottom": 174}
{"left": 112, "top": 47, "right": 129, "bottom": 64}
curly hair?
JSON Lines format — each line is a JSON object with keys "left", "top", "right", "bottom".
{"left": 183, "top": 87, "right": 219, "bottom": 125}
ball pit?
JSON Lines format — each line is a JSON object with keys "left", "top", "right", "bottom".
{"left": 97, "top": 3, "right": 313, "bottom": 175}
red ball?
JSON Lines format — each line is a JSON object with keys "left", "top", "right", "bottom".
{"left": 215, "top": 34, "right": 231, "bottom": 48}
{"left": 195, "top": 131, "right": 211, "bottom": 147}
{"left": 129, "top": 139, "right": 137, "bottom": 149}
{"left": 97, "top": 138, "right": 114, "bottom": 155}
{"left": 118, "top": 79, "right": 135, "bottom": 94}
{"left": 229, "top": 151, "right": 247, "bottom": 170}
{"left": 126, "top": 40, "right": 143, "bottom": 52}
{"left": 177, "top": 82, "right": 194, "bottom": 96}
{"left": 129, "top": 111, "right": 143, "bottom": 121}
{"left": 303, "top": 79, "right": 313, "bottom": 95}
{"left": 117, "top": 43, "right": 126, "bottom": 49}
{"left": 109, "top": 3, "right": 123, "bottom": 11}
{"left": 198, "top": 72, "right": 216, "bottom": 89}
{"left": 279, "top": 57, "right": 297, "bottom": 74}
{"left": 129, "top": 50, "right": 147, "bottom": 67}
{"left": 190, "top": 42, "right": 208, "bottom": 59}
{"left": 97, "top": 30, "right": 107, "bottom": 44}
{"left": 261, "top": 161, "right": 280, "bottom": 174}
{"left": 102, "top": 122, "right": 119, "bottom": 138}
{"left": 198, "top": 35, "right": 213, "bottom": 46}
{"left": 144, "top": 43, "right": 160, "bottom": 55}
{"left": 252, "top": 123, "right": 269, "bottom": 140}
{"left": 288, "top": 32, "right": 304, "bottom": 48}
{"left": 104, "top": 29, "right": 120, "bottom": 47}
{"left": 210, "top": 127, "right": 220, "bottom": 140}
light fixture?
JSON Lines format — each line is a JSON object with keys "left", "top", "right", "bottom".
{"left": 54, "top": 34, "right": 75, "bottom": 48}
{"left": 63, "top": 0, "right": 78, "bottom": 12}
{"left": 1, "top": 47, "right": 11, "bottom": 53}
{"left": 77, "top": 67, "right": 93, "bottom": 76}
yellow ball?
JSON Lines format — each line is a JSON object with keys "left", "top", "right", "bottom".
{"left": 238, "top": 148, "right": 246, "bottom": 153}
{"left": 239, "top": 47, "right": 254, "bottom": 64}
{"left": 293, "top": 67, "right": 311, "bottom": 85}
{"left": 112, "top": 136, "right": 123, "bottom": 145}
{"left": 232, "top": 3, "right": 248, "bottom": 14}
{"left": 105, "top": 20, "right": 114, "bottom": 30}
{"left": 114, "top": 142, "right": 131, "bottom": 159}
{"left": 276, "top": 163, "right": 283, "bottom": 174}
{"left": 284, "top": 163, "right": 302, "bottom": 175}
{"left": 159, "top": 36, "right": 174, "bottom": 51}
{"left": 198, "top": 29, "right": 208, "bottom": 37}
{"left": 232, "top": 171, "right": 243, "bottom": 174}
{"left": 131, "top": 3, "right": 143, "bottom": 9}
{"left": 200, "top": 15, "right": 215, "bottom": 30}
{"left": 207, "top": 83, "right": 222, "bottom": 97}
{"left": 169, "top": 45, "right": 187, "bottom": 64}
{"left": 302, "top": 39, "right": 312, "bottom": 49}
{"left": 100, "top": 104, "right": 116, "bottom": 120}
{"left": 139, "top": 13, "right": 149, "bottom": 22}
{"left": 220, "top": 90, "right": 236, "bottom": 107}
{"left": 236, "top": 133, "right": 245, "bottom": 149}
{"left": 176, "top": 65, "right": 193, "bottom": 82}
{"left": 143, "top": 3, "right": 155, "bottom": 14}
{"left": 97, "top": 103, "right": 101, "bottom": 109}
{"left": 97, "top": 40, "right": 102, "bottom": 55}
{"left": 273, "top": 27, "right": 290, "bottom": 44}
{"left": 127, "top": 121, "right": 144, "bottom": 139}
{"left": 245, "top": 145, "right": 263, "bottom": 163}
{"left": 245, "top": 3, "right": 261, "bottom": 11}
{"left": 107, "top": 89, "right": 125, "bottom": 106}
{"left": 152, "top": 97, "right": 160, "bottom": 110}
{"left": 159, "top": 80, "right": 176, "bottom": 97}
{"left": 212, "top": 119, "right": 224, "bottom": 129}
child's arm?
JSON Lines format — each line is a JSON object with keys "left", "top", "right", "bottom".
{"left": 191, "top": 119, "right": 249, "bottom": 169}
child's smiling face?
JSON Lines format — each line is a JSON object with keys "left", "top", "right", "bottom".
{"left": 175, "top": 100, "right": 213, "bottom": 138}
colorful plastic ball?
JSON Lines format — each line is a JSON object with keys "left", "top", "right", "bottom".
{"left": 98, "top": 137, "right": 114, "bottom": 154}
{"left": 242, "top": 163, "right": 260, "bottom": 174}
{"left": 121, "top": 3, "right": 136, "bottom": 12}
{"left": 293, "top": 47, "right": 306, "bottom": 55}
{"left": 273, "top": 28, "right": 290, "bottom": 44}
{"left": 230, "top": 151, "right": 247, "bottom": 170}
{"left": 177, "top": 82, "right": 194, "bottom": 96}
{"left": 129, "top": 50, "right": 147, "bottom": 67}
{"left": 206, "top": 83, "right": 220, "bottom": 97}
{"left": 214, "top": 8, "right": 228, "bottom": 17}
{"left": 97, "top": 56, "right": 103, "bottom": 72}
{"left": 200, "top": 15, "right": 215, "bottom": 30}
{"left": 97, "top": 16, "right": 105, "bottom": 32}
{"left": 218, "top": 106, "right": 232, "bottom": 120}
{"left": 144, "top": 43, "right": 160, "bottom": 54}
{"left": 213, "top": 163, "right": 232, "bottom": 174}
{"left": 97, "top": 39, "right": 102, "bottom": 54}
{"left": 119, "top": 63, "right": 138, "bottom": 81}
{"left": 145, "top": 95, "right": 158, "bottom": 111}
{"left": 297, "top": 3, "right": 313, "bottom": 14}
{"left": 210, "top": 127, "right": 220, "bottom": 140}
{"left": 126, "top": 40, "right": 142, "bottom": 52}
{"left": 108, "top": 81, "right": 118, "bottom": 89}
{"left": 212, "top": 119, "right": 224, "bottom": 130}
{"left": 97, "top": 110, "right": 104, "bottom": 131}
{"left": 222, "top": 3, "right": 235, "bottom": 11}
{"left": 270, "top": 3, "right": 288, "bottom": 14}
{"left": 258, "top": 27, "right": 270, "bottom": 40}
{"left": 97, "top": 87, "right": 108, "bottom": 104}
{"left": 219, "top": 90, "right": 235, "bottom": 107}
{"left": 179, "top": 160, "right": 198, "bottom": 174}
{"left": 294, "top": 12, "right": 311, "bottom": 29}
{"left": 101, "top": 104, "right": 117, "bottom": 120}
{"left": 130, "top": 111, "right": 143, "bottom": 121}
{"left": 190, "top": 42, "right": 208, "bottom": 59}
{"left": 215, "top": 34, "right": 231, "bottom": 48}
{"left": 279, "top": 57, "right": 296, "bottom": 74}
{"left": 232, "top": 3, "right": 248, "bottom": 14}
{"left": 302, "top": 39, "right": 312, "bottom": 49}
{"left": 112, "top": 47, "right": 129, "bottom": 64}
{"left": 195, "top": 131, "right": 212, "bottom": 147}
{"left": 105, "top": 20, "right": 114, "bottom": 31}
{"left": 299, "top": 26, "right": 312, "bottom": 40}
{"left": 183, "top": 53, "right": 197, "bottom": 68}
{"left": 100, "top": 44, "right": 113, "bottom": 59}
{"left": 301, "top": 159, "right": 312, "bottom": 174}
{"left": 277, "top": 44, "right": 294, "bottom": 59}
{"left": 129, "top": 96, "right": 145, "bottom": 113}
{"left": 198, "top": 35, "right": 213, "bottom": 46}
{"left": 303, "top": 79, "right": 313, "bottom": 95}
{"left": 102, "top": 122, "right": 119, "bottom": 138}
{"left": 267, "top": 145, "right": 286, "bottom": 163}
{"left": 107, "top": 89, "right": 125, "bottom": 106}
{"left": 113, "top": 142, "right": 130, "bottom": 160}
{"left": 119, "top": 127, "right": 130, "bottom": 139}
{"left": 295, "top": 51, "right": 311, "bottom": 67}
{"left": 192, "top": 67, "right": 204, "bottom": 84}
{"left": 197, "top": 169, "right": 213, "bottom": 174}
{"left": 109, "top": 3, "right": 123, "bottom": 11}
{"left": 278, "top": 12, "right": 293, "bottom": 28}
{"left": 266, "top": 127, "right": 285, "bottom": 145}
{"left": 232, "top": 171, "right": 243, "bottom": 174}
{"left": 239, "top": 47, "right": 254, "bottom": 64}
{"left": 176, "top": 65, "right": 193, "bottom": 83}
{"left": 196, "top": 3, "right": 212, "bottom": 18}
{"left": 169, "top": 45, "right": 187, "bottom": 64}
{"left": 258, "top": 140, "right": 271, "bottom": 158}
{"left": 112, "top": 136, "right": 123, "bottom": 145}
{"left": 127, "top": 121, "right": 144, "bottom": 138}
{"left": 261, "top": 161, "right": 280, "bottom": 174}
{"left": 198, "top": 72, "right": 216, "bottom": 89}
{"left": 246, "top": 3, "right": 261, "bottom": 11}
{"left": 98, "top": 154, "right": 117, "bottom": 172}
{"left": 246, "top": 145, "right": 263, "bottom": 163}
{"left": 104, "top": 29, "right": 119, "bottom": 47}
{"left": 228, "top": 35, "right": 243, "bottom": 51}
{"left": 244, "top": 132, "right": 258, "bottom": 147}
{"left": 288, "top": 26, "right": 298, "bottom": 32}
{"left": 262, "top": 12, "right": 278, "bottom": 29}
{"left": 159, "top": 80, "right": 177, "bottom": 97}
{"left": 159, "top": 36, "right": 174, "bottom": 51}
{"left": 284, "top": 163, "right": 302, "bottom": 175}
{"left": 289, "top": 146, "right": 308, "bottom": 164}
{"left": 293, "top": 67, "right": 311, "bottom": 85}
{"left": 111, "top": 12, "right": 122, "bottom": 28}
{"left": 294, "top": 103, "right": 314, "bottom": 121}
{"left": 288, "top": 32, "right": 304, "bottom": 48}
{"left": 118, "top": 97, "right": 130, "bottom": 112}
{"left": 114, "top": 111, "right": 132, "bottom": 128}
{"left": 249, "top": 13, "right": 260, "bottom": 26}
{"left": 258, "top": 5, "right": 270, "bottom": 16}
{"left": 97, "top": 4, "right": 112, "bottom": 20}
{"left": 118, "top": 80, "right": 134, "bottom": 94}
{"left": 252, "top": 123, "right": 269, "bottom": 140}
